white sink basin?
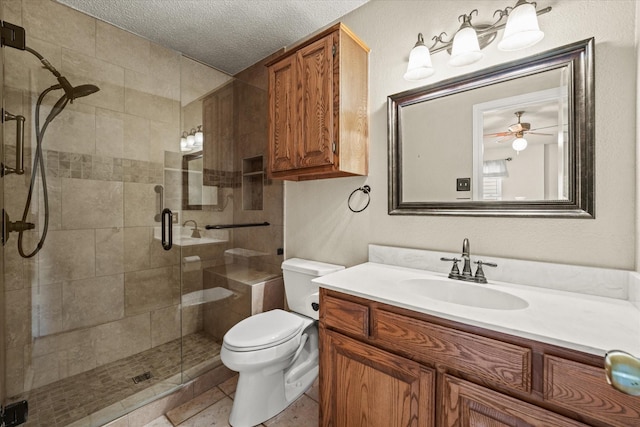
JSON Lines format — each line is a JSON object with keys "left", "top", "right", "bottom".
{"left": 153, "top": 226, "right": 227, "bottom": 247}
{"left": 398, "top": 278, "right": 529, "bottom": 310}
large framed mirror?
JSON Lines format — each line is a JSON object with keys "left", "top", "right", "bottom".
{"left": 182, "top": 151, "right": 222, "bottom": 210}
{"left": 388, "top": 38, "right": 594, "bottom": 217}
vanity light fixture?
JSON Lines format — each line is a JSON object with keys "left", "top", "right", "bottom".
{"left": 449, "top": 11, "right": 483, "bottom": 67}
{"left": 194, "top": 125, "right": 204, "bottom": 147}
{"left": 179, "top": 125, "right": 204, "bottom": 152}
{"left": 404, "top": 33, "right": 434, "bottom": 80}
{"left": 186, "top": 129, "right": 196, "bottom": 147}
{"left": 180, "top": 131, "right": 190, "bottom": 152}
{"left": 404, "top": 0, "right": 551, "bottom": 81}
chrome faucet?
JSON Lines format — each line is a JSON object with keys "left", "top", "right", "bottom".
{"left": 441, "top": 238, "right": 497, "bottom": 284}
{"left": 461, "top": 238, "right": 472, "bottom": 278}
{"left": 182, "top": 220, "right": 201, "bottom": 238}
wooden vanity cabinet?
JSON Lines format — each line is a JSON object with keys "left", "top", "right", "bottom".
{"left": 319, "top": 288, "right": 640, "bottom": 427}
{"left": 266, "top": 23, "right": 369, "bottom": 181}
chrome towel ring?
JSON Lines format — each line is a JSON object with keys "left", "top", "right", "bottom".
{"left": 348, "top": 185, "right": 371, "bottom": 213}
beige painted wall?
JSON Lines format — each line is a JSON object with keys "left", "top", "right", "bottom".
{"left": 285, "top": 0, "right": 637, "bottom": 270}
{"left": 636, "top": 1, "right": 640, "bottom": 273}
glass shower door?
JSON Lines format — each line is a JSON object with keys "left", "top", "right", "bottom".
{"left": 0, "top": 2, "right": 187, "bottom": 425}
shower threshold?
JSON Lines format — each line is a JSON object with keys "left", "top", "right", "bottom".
{"left": 8, "top": 332, "right": 221, "bottom": 427}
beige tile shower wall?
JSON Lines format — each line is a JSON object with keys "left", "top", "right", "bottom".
{"left": 1, "top": 0, "right": 231, "bottom": 397}
{"left": 232, "top": 59, "right": 284, "bottom": 279}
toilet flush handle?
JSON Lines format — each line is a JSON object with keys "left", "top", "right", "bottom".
{"left": 311, "top": 302, "right": 319, "bottom": 312}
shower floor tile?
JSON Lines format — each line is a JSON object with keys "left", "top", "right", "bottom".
{"left": 12, "top": 332, "right": 221, "bottom": 427}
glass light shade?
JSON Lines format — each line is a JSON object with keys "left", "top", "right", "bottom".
{"left": 186, "top": 130, "right": 196, "bottom": 148}
{"left": 194, "top": 126, "right": 204, "bottom": 147}
{"left": 404, "top": 44, "right": 434, "bottom": 81}
{"left": 512, "top": 137, "right": 528, "bottom": 152}
{"left": 498, "top": 2, "right": 544, "bottom": 51}
{"left": 180, "top": 132, "right": 189, "bottom": 151}
{"left": 449, "top": 26, "right": 483, "bottom": 67}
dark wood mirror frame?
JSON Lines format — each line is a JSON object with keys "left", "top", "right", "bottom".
{"left": 388, "top": 38, "right": 595, "bottom": 218}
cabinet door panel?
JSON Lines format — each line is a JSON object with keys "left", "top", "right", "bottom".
{"left": 544, "top": 355, "right": 640, "bottom": 426}
{"left": 297, "top": 35, "right": 334, "bottom": 169}
{"left": 321, "top": 329, "right": 434, "bottom": 427}
{"left": 374, "top": 309, "right": 531, "bottom": 393}
{"left": 442, "top": 375, "right": 587, "bottom": 427}
{"left": 268, "top": 55, "right": 296, "bottom": 172}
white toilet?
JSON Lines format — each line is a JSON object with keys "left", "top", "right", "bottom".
{"left": 220, "top": 258, "right": 344, "bottom": 427}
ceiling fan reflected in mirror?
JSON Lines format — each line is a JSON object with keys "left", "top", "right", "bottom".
{"left": 484, "top": 111, "right": 554, "bottom": 152}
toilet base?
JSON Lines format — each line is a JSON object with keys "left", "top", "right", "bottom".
{"left": 228, "top": 326, "right": 319, "bottom": 427}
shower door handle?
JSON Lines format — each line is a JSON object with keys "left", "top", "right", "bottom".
{"left": 161, "top": 208, "right": 173, "bottom": 250}
{"left": 2, "top": 109, "right": 25, "bottom": 176}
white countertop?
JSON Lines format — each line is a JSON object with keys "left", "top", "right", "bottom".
{"left": 313, "top": 262, "right": 640, "bottom": 357}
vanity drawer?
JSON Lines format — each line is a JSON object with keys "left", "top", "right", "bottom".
{"left": 374, "top": 309, "right": 531, "bottom": 393}
{"left": 544, "top": 355, "right": 640, "bottom": 426}
{"left": 321, "top": 294, "right": 369, "bottom": 338}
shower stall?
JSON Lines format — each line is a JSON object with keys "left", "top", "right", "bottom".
{"left": 0, "top": 1, "right": 284, "bottom": 426}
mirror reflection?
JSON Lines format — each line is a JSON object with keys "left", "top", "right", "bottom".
{"left": 401, "top": 67, "right": 568, "bottom": 203}
{"left": 388, "top": 38, "right": 594, "bottom": 217}
{"left": 182, "top": 151, "right": 220, "bottom": 210}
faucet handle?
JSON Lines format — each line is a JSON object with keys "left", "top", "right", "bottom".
{"left": 440, "top": 257, "right": 461, "bottom": 279}
{"left": 473, "top": 260, "right": 497, "bottom": 283}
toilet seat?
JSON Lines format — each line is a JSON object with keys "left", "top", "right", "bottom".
{"left": 223, "top": 309, "right": 305, "bottom": 352}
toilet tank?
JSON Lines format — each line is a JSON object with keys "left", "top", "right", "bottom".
{"left": 281, "top": 258, "right": 344, "bottom": 319}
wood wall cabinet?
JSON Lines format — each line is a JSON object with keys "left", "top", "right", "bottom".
{"left": 266, "top": 23, "right": 369, "bottom": 181}
{"left": 319, "top": 288, "right": 640, "bottom": 427}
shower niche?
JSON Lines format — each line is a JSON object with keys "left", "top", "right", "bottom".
{"left": 242, "top": 156, "right": 264, "bottom": 211}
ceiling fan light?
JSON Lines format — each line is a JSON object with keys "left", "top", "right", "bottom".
{"left": 498, "top": 2, "right": 544, "bottom": 51}
{"left": 512, "top": 136, "right": 528, "bottom": 152}
{"left": 404, "top": 33, "right": 435, "bottom": 81}
{"left": 449, "top": 26, "right": 483, "bottom": 67}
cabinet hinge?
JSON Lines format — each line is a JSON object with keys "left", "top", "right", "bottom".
{"left": 332, "top": 142, "right": 337, "bottom": 153}
{"left": 332, "top": 44, "right": 336, "bottom": 57}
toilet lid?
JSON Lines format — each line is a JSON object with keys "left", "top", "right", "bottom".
{"left": 224, "top": 309, "right": 305, "bottom": 352}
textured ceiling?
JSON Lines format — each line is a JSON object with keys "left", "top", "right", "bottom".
{"left": 56, "top": 0, "right": 369, "bottom": 75}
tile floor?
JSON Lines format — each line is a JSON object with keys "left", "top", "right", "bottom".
{"left": 143, "top": 375, "right": 319, "bottom": 427}
{"left": 14, "top": 332, "right": 220, "bottom": 427}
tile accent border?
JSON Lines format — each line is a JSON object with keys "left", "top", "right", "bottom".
{"left": 43, "top": 149, "right": 163, "bottom": 184}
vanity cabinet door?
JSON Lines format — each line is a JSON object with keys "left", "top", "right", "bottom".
{"left": 442, "top": 375, "right": 587, "bottom": 427}
{"left": 320, "top": 329, "right": 435, "bottom": 427}
{"left": 268, "top": 54, "right": 297, "bottom": 173}
{"left": 266, "top": 23, "right": 369, "bottom": 181}
{"left": 296, "top": 34, "right": 335, "bottom": 170}
{"left": 544, "top": 355, "right": 640, "bottom": 426}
